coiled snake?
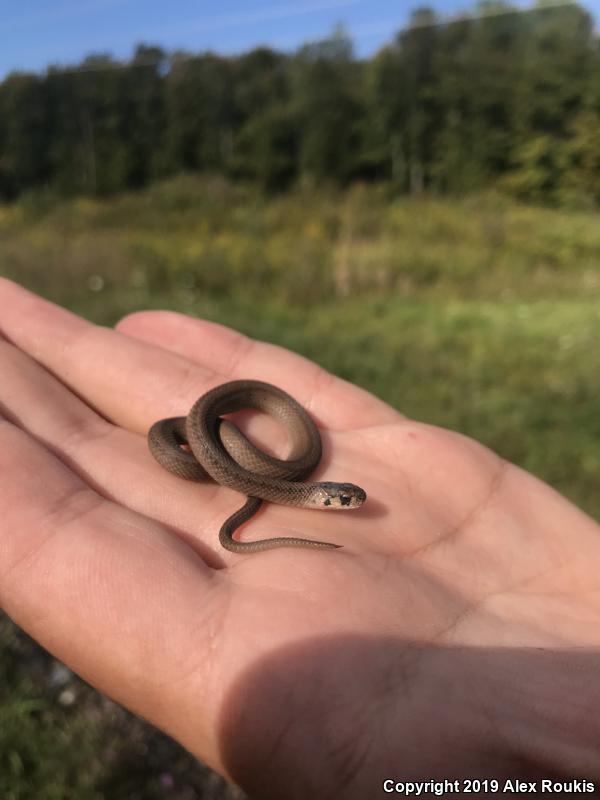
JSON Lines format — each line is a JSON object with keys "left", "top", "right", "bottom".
{"left": 148, "top": 380, "right": 366, "bottom": 553}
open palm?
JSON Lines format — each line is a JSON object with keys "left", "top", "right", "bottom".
{"left": 1, "top": 277, "right": 599, "bottom": 798}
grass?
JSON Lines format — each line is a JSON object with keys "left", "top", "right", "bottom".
{"left": 1, "top": 174, "right": 600, "bottom": 797}
{"left": 4, "top": 175, "right": 600, "bottom": 312}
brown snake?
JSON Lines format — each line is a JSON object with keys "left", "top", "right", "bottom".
{"left": 148, "top": 379, "right": 366, "bottom": 553}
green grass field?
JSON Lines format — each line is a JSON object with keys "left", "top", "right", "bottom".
{"left": 1, "top": 175, "right": 600, "bottom": 797}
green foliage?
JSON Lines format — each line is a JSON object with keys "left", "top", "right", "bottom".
{"left": 1, "top": 2, "right": 599, "bottom": 205}
{"left": 563, "top": 110, "right": 600, "bottom": 204}
{"left": 0, "top": 621, "right": 103, "bottom": 799}
{"left": 233, "top": 105, "right": 298, "bottom": 189}
{"left": 0, "top": 73, "right": 50, "bottom": 198}
{"left": 4, "top": 175, "right": 599, "bottom": 308}
{"left": 164, "top": 53, "right": 234, "bottom": 176}
{"left": 291, "top": 26, "right": 365, "bottom": 183}
{"left": 501, "top": 133, "right": 568, "bottom": 202}
{"left": 230, "top": 48, "right": 298, "bottom": 189}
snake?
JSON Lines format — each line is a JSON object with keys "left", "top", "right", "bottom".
{"left": 148, "top": 379, "right": 366, "bottom": 553}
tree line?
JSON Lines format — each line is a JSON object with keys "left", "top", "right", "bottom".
{"left": 1, "top": 1, "right": 599, "bottom": 205}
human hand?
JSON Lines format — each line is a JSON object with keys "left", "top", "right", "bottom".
{"left": 1, "top": 278, "right": 599, "bottom": 798}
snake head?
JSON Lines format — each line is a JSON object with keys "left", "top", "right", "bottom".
{"left": 316, "top": 482, "right": 366, "bottom": 509}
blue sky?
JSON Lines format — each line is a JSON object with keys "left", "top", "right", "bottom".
{"left": 1, "top": 0, "right": 599, "bottom": 77}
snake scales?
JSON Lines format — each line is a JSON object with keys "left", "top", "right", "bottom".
{"left": 148, "top": 379, "right": 366, "bottom": 553}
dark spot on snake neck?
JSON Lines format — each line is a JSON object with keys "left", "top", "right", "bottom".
{"left": 324, "top": 498, "right": 332, "bottom": 507}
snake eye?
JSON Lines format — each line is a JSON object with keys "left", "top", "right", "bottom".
{"left": 317, "top": 482, "right": 366, "bottom": 509}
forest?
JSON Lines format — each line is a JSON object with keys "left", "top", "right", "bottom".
{"left": 1, "top": 0, "right": 599, "bottom": 205}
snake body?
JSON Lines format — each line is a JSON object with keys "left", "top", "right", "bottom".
{"left": 148, "top": 380, "right": 366, "bottom": 553}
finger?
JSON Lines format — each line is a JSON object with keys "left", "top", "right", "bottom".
{"left": 116, "top": 309, "right": 400, "bottom": 428}
{"left": 0, "top": 279, "right": 400, "bottom": 435}
{"left": 0, "top": 336, "right": 238, "bottom": 560}
{"left": 0, "top": 417, "right": 223, "bottom": 764}
{"left": 0, "top": 277, "right": 187, "bottom": 433}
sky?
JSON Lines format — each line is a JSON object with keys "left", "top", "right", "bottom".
{"left": 1, "top": 0, "right": 599, "bottom": 78}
